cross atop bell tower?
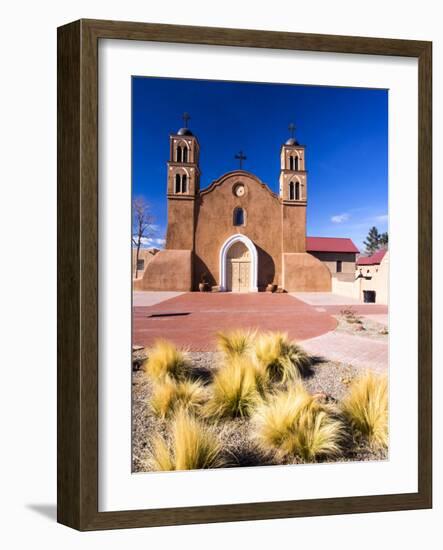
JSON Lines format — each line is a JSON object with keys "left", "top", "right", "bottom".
{"left": 182, "top": 111, "right": 191, "bottom": 128}
{"left": 234, "top": 150, "right": 247, "bottom": 169}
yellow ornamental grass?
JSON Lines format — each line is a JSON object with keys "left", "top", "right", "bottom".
{"left": 254, "top": 332, "right": 311, "bottom": 383}
{"left": 150, "top": 376, "right": 206, "bottom": 418}
{"left": 253, "top": 384, "right": 344, "bottom": 462}
{"left": 149, "top": 409, "right": 225, "bottom": 471}
{"left": 204, "top": 356, "right": 268, "bottom": 419}
{"left": 341, "top": 371, "right": 388, "bottom": 450}
{"left": 144, "top": 340, "right": 189, "bottom": 381}
{"left": 216, "top": 329, "right": 257, "bottom": 358}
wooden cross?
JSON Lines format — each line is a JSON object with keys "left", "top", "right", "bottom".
{"left": 182, "top": 112, "right": 191, "bottom": 128}
{"left": 235, "top": 150, "right": 247, "bottom": 169}
{"left": 288, "top": 122, "right": 296, "bottom": 138}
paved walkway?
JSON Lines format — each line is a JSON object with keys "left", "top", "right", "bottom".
{"left": 362, "top": 314, "right": 389, "bottom": 327}
{"left": 133, "top": 292, "right": 337, "bottom": 352}
{"left": 292, "top": 292, "right": 362, "bottom": 306}
{"left": 302, "top": 332, "right": 388, "bottom": 372}
{"left": 133, "top": 291, "right": 184, "bottom": 307}
{"left": 293, "top": 291, "right": 388, "bottom": 313}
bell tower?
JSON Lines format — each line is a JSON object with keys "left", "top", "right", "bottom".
{"left": 165, "top": 113, "right": 200, "bottom": 250}
{"left": 279, "top": 123, "right": 307, "bottom": 252}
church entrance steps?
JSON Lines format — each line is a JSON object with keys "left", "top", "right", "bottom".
{"left": 133, "top": 292, "right": 337, "bottom": 352}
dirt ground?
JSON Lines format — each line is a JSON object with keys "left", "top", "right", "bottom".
{"left": 334, "top": 311, "right": 389, "bottom": 340}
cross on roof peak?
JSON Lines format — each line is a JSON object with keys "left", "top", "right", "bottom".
{"left": 235, "top": 150, "right": 247, "bottom": 169}
{"left": 182, "top": 112, "right": 191, "bottom": 128}
{"left": 288, "top": 122, "right": 296, "bottom": 138}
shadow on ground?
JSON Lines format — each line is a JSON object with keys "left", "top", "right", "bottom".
{"left": 26, "top": 503, "right": 57, "bottom": 521}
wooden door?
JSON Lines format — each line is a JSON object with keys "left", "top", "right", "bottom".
{"left": 226, "top": 241, "right": 251, "bottom": 292}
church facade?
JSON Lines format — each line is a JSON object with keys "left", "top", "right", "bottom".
{"left": 135, "top": 124, "right": 358, "bottom": 292}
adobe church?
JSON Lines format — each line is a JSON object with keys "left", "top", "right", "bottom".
{"left": 135, "top": 119, "right": 359, "bottom": 292}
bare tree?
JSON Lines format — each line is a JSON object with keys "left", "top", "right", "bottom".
{"left": 132, "top": 197, "right": 155, "bottom": 279}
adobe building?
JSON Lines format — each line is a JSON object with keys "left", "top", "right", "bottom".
{"left": 132, "top": 248, "right": 159, "bottom": 279}
{"left": 135, "top": 122, "right": 359, "bottom": 293}
{"left": 355, "top": 249, "right": 389, "bottom": 304}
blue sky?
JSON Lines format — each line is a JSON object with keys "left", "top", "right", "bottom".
{"left": 132, "top": 77, "right": 388, "bottom": 251}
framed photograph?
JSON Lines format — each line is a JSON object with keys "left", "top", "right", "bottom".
{"left": 57, "top": 19, "right": 432, "bottom": 530}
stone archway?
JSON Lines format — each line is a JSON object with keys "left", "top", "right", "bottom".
{"left": 219, "top": 234, "right": 258, "bottom": 292}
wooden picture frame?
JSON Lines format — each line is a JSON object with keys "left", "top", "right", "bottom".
{"left": 57, "top": 19, "right": 432, "bottom": 530}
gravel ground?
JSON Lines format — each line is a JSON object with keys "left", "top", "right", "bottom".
{"left": 334, "top": 313, "right": 389, "bottom": 340}
{"left": 132, "top": 351, "right": 388, "bottom": 472}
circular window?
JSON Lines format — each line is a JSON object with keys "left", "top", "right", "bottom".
{"left": 233, "top": 183, "right": 246, "bottom": 197}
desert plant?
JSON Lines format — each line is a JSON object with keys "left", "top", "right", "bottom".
{"left": 204, "top": 356, "right": 267, "bottom": 419}
{"left": 254, "top": 332, "right": 311, "bottom": 383}
{"left": 149, "top": 408, "right": 224, "bottom": 471}
{"left": 341, "top": 371, "right": 388, "bottom": 449}
{"left": 253, "top": 383, "right": 344, "bottom": 462}
{"left": 216, "top": 329, "right": 256, "bottom": 358}
{"left": 144, "top": 339, "right": 189, "bottom": 381}
{"left": 150, "top": 376, "right": 206, "bottom": 418}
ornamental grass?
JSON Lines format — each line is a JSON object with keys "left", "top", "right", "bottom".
{"left": 216, "top": 329, "right": 257, "bottom": 359}
{"left": 149, "top": 408, "right": 224, "bottom": 471}
{"left": 144, "top": 339, "right": 190, "bottom": 381}
{"left": 253, "top": 383, "right": 344, "bottom": 462}
{"left": 150, "top": 376, "right": 206, "bottom": 419}
{"left": 204, "top": 355, "right": 268, "bottom": 419}
{"left": 253, "top": 332, "right": 311, "bottom": 383}
{"left": 341, "top": 371, "right": 388, "bottom": 450}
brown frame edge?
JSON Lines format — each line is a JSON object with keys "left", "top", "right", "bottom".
{"left": 57, "top": 18, "right": 432, "bottom": 531}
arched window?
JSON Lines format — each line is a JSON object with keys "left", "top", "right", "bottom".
{"left": 182, "top": 174, "right": 187, "bottom": 193}
{"left": 289, "top": 181, "right": 295, "bottom": 201}
{"left": 233, "top": 207, "right": 245, "bottom": 226}
{"left": 295, "top": 181, "right": 300, "bottom": 200}
{"left": 289, "top": 156, "right": 294, "bottom": 170}
{"left": 176, "top": 146, "right": 183, "bottom": 162}
{"left": 183, "top": 146, "right": 188, "bottom": 163}
{"left": 293, "top": 155, "right": 299, "bottom": 170}
{"left": 175, "top": 174, "right": 181, "bottom": 193}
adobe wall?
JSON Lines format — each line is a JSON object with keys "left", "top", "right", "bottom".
{"left": 194, "top": 172, "right": 290, "bottom": 289}
{"left": 165, "top": 197, "right": 196, "bottom": 250}
{"left": 281, "top": 204, "right": 306, "bottom": 253}
{"left": 132, "top": 248, "right": 159, "bottom": 279}
{"left": 309, "top": 251, "right": 357, "bottom": 274}
{"left": 356, "top": 252, "right": 389, "bottom": 304}
{"left": 282, "top": 252, "right": 331, "bottom": 291}
{"left": 136, "top": 249, "right": 193, "bottom": 291}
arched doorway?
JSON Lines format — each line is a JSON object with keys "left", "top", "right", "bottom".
{"left": 219, "top": 234, "right": 258, "bottom": 292}
{"left": 226, "top": 241, "right": 251, "bottom": 292}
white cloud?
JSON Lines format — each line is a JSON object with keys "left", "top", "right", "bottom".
{"left": 331, "top": 213, "right": 350, "bottom": 224}
{"left": 134, "top": 236, "right": 166, "bottom": 248}
{"left": 374, "top": 214, "right": 388, "bottom": 223}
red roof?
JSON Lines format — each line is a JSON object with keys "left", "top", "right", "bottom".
{"left": 357, "top": 248, "right": 387, "bottom": 266}
{"left": 306, "top": 236, "right": 359, "bottom": 253}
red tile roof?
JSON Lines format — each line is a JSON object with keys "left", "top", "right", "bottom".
{"left": 306, "top": 236, "right": 359, "bottom": 253}
{"left": 357, "top": 248, "right": 387, "bottom": 266}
